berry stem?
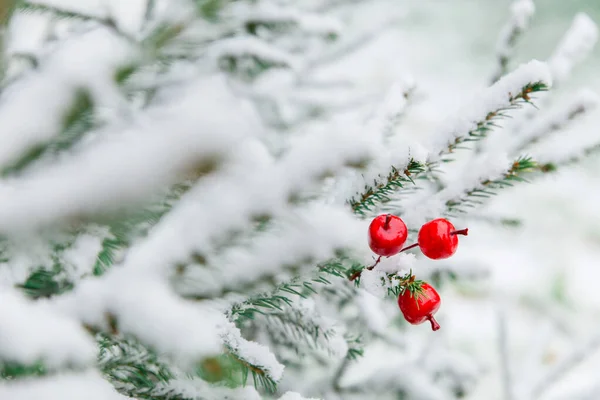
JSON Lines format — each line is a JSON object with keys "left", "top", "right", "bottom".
{"left": 428, "top": 316, "right": 441, "bottom": 331}
{"left": 383, "top": 214, "right": 391, "bottom": 229}
{"left": 399, "top": 243, "right": 419, "bottom": 252}
{"left": 450, "top": 228, "right": 469, "bottom": 236}
{"left": 350, "top": 243, "right": 419, "bottom": 281}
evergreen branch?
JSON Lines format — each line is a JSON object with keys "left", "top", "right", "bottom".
{"left": 259, "top": 303, "right": 341, "bottom": 359}
{"left": 16, "top": 268, "right": 73, "bottom": 299}
{"left": 2, "top": 89, "right": 95, "bottom": 177}
{"left": 98, "top": 333, "right": 174, "bottom": 398}
{"left": 228, "top": 259, "right": 348, "bottom": 323}
{"left": 445, "top": 156, "right": 540, "bottom": 215}
{"left": 441, "top": 81, "right": 549, "bottom": 161}
{"left": 491, "top": 0, "right": 534, "bottom": 83}
{"left": 344, "top": 335, "right": 364, "bottom": 360}
{"left": 223, "top": 348, "right": 278, "bottom": 394}
{"left": 492, "top": 24, "right": 524, "bottom": 84}
{"left": 538, "top": 140, "right": 600, "bottom": 174}
{"left": 0, "top": 359, "right": 48, "bottom": 379}
{"left": 514, "top": 91, "right": 598, "bottom": 154}
{"left": 349, "top": 159, "right": 426, "bottom": 216}
{"left": 17, "top": 1, "right": 134, "bottom": 41}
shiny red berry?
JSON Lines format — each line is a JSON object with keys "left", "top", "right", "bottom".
{"left": 368, "top": 214, "right": 408, "bottom": 257}
{"left": 398, "top": 282, "right": 441, "bottom": 331}
{"left": 417, "top": 218, "right": 468, "bottom": 260}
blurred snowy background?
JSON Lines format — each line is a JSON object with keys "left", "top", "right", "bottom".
{"left": 330, "top": 1, "right": 600, "bottom": 399}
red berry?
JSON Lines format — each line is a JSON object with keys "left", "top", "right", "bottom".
{"left": 368, "top": 214, "right": 408, "bottom": 257}
{"left": 417, "top": 218, "right": 468, "bottom": 260}
{"left": 398, "top": 282, "right": 441, "bottom": 331}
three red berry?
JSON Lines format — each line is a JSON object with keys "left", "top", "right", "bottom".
{"left": 398, "top": 282, "right": 441, "bottom": 331}
{"left": 364, "top": 215, "right": 468, "bottom": 332}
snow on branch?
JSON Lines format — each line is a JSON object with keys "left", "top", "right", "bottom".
{"left": 492, "top": 0, "right": 535, "bottom": 83}
{"left": 236, "top": 3, "right": 342, "bottom": 37}
{"left": 0, "top": 289, "right": 96, "bottom": 370}
{"left": 97, "top": 333, "right": 173, "bottom": 398}
{"left": 0, "top": 29, "right": 132, "bottom": 173}
{"left": 17, "top": 0, "right": 136, "bottom": 40}
{"left": 431, "top": 60, "right": 552, "bottom": 161}
{"left": 177, "top": 204, "right": 364, "bottom": 299}
{"left": 444, "top": 156, "right": 540, "bottom": 216}
{"left": 110, "top": 123, "right": 376, "bottom": 279}
{"left": 511, "top": 88, "right": 599, "bottom": 154}
{"left": 0, "top": 75, "right": 253, "bottom": 233}
{"left": 0, "top": 371, "right": 132, "bottom": 400}
{"left": 227, "top": 259, "right": 348, "bottom": 322}
{"left": 342, "top": 78, "right": 425, "bottom": 216}
{"left": 221, "top": 323, "right": 285, "bottom": 391}
{"left": 53, "top": 274, "right": 225, "bottom": 365}
{"left": 548, "top": 13, "right": 598, "bottom": 85}
{"left": 208, "top": 36, "right": 303, "bottom": 78}
{"left": 398, "top": 155, "right": 539, "bottom": 225}
{"left": 261, "top": 298, "right": 348, "bottom": 359}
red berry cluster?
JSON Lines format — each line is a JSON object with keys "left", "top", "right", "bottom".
{"left": 362, "top": 214, "right": 468, "bottom": 331}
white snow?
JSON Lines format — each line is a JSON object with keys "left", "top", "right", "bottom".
{"left": 512, "top": 88, "right": 599, "bottom": 154}
{"left": 0, "top": 29, "right": 133, "bottom": 172}
{"left": 548, "top": 13, "right": 599, "bottom": 84}
{"left": 0, "top": 74, "right": 254, "bottom": 233}
{"left": 52, "top": 272, "right": 225, "bottom": 366}
{"left": 360, "top": 268, "right": 390, "bottom": 299}
{"left": 496, "top": 0, "right": 535, "bottom": 59}
{"left": 0, "top": 290, "right": 96, "bottom": 368}
{"left": 278, "top": 392, "right": 321, "bottom": 400}
{"left": 220, "top": 321, "right": 285, "bottom": 381}
{"left": 154, "top": 378, "right": 261, "bottom": 400}
{"left": 179, "top": 204, "right": 367, "bottom": 297}
{"left": 510, "top": 0, "right": 535, "bottom": 29}
{"left": 61, "top": 227, "right": 108, "bottom": 280}
{"left": 356, "top": 289, "right": 390, "bottom": 334}
{"left": 0, "top": 371, "right": 133, "bottom": 400}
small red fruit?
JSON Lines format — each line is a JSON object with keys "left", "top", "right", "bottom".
{"left": 398, "top": 282, "right": 441, "bottom": 331}
{"left": 368, "top": 214, "right": 408, "bottom": 257}
{"left": 418, "top": 218, "right": 468, "bottom": 260}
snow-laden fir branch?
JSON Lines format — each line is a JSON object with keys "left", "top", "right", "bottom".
{"left": 491, "top": 0, "right": 535, "bottom": 83}
{"left": 548, "top": 13, "right": 598, "bottom": 85}
{"left": 510, "top": 89, "right": 599, "bottom": 155}
{"left": 97, "top": 333, "right": 173, "bottom": 398}
{"left": 17, "top": 0, "right": 136, "bottom": 41}
{"left": 234, "top": 3, "right": 342, "bottom": 38}
{"left": 221, "top": 328, "right": 285, "bottom": 393}
{"left": 445, "top": 156, "right": 540, "bottom": 216}
{"left": 254, "top": 299, "right": 348, "bottom": 363}
{"left": 433, "top": 60, "right": 551, "bottom": 161}
{"left": 379, "top": 62, "right": 552, "bottom": 221}
{"left": 227, "top": 258, "right": 348, "bottom": 322}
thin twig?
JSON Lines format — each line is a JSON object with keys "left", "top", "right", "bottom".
{"left": 498, "top": 308, "right": 514, "bottom": 400}
{"left": 530, "top": 332, "right": 600, "bottom": 398}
